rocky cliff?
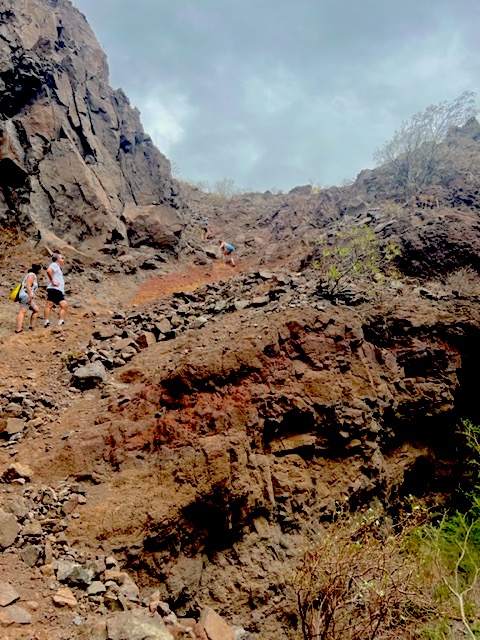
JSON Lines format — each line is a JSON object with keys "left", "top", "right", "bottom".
{"left": 1, "top": 2, "right": 480, "bottom": 639}
{"left": 0, "top": 0, "right": 184, "bottom": 255}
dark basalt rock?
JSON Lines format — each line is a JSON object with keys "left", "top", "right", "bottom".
{"left": 0, "top": 0, "right": 188, "bottom": 255}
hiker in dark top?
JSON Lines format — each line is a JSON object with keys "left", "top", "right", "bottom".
{"left": 219, "top": 241, "right": 236, "bottom": 266}
{"left": 15, "top": 264, "right": 42, "bottom": 333}
{"left": 200, "top": 219, "right": 210, "bottom": 240}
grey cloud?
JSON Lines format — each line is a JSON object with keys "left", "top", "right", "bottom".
{"left": 73, "top": 0, "right": 480, "bottom": 190}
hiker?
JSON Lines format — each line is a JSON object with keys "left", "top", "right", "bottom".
{"left": 15, "top": 264, "right": 43, "bottom": 333}
{"left": 43, "top": 253, "right": 68, "bottom": 327}
{"left": 200, "top": 219, "right": 210, "bottom": 240}
{"left": 219, "top": 241, "right": 236, "bottom": 266}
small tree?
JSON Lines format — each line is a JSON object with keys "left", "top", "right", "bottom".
{"left": 312, "top": 225, "right": 400, "bottom": 299}
{"left": 374, "top": 91, "right": 478, "bottom": 196}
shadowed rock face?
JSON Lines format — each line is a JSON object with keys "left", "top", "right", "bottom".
{"left": 0, "top": 0, "right": 184, "bottom": 252}
{"left": 34, "top": 291, "right": 478, "bottom": 639}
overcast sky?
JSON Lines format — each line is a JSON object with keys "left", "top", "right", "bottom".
{"left": 72, "top": 0, "right": 480, "bottom": 192}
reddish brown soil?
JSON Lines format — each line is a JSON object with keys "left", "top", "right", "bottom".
{"left": 0, "top": 254, "right": 247, "bottom": 639}
{"left": 132, "top": 262, "right": 241, "bottom": 304}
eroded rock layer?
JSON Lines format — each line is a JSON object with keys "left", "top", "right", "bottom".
{"left": 14, "top": 276, "right": 476, "bottom": 639}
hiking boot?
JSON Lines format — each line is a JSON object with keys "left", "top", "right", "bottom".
{"left": 44, "top": 320, "right": 50, "bottom": 328}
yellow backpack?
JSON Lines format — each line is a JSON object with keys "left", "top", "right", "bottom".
{"left": 10, "top": 283, "right": 21, "bottom": 302}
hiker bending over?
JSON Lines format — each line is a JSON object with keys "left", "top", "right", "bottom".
{"left": 15, "top": 264, "right": 42, "bottom": 333}
{"left": 219, "top": 241, "right": 236, "bottom": 266}
{"left": 44, "top": 253, "right": 68, "bottom": 327}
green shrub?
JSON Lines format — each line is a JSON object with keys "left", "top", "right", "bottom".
{"left": 409, "top": 420, "right": 480, "bottom": 638}
{"left": 312, "top": 225, "right": 400, "bottom": 298}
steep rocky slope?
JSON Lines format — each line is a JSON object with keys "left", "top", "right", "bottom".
{"left": 0, "top": 255, "right": 479, "bottom": 639}
{"left": 182, "top": 132, "right": 480, "bottom": 278}
{"left": 1, "top": 1, "right": 480, "bottom": 639}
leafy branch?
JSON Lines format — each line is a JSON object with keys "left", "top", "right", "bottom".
{"left": 312, "top": 225, "right": 400, "bottom": 299}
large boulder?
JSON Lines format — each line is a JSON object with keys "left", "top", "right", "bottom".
{"left": 123, "top": 204, "right": 183, "bottom": 250}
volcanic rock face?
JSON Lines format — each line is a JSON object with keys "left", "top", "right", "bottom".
{"left": 10, "top": 269, "right": 473, "bottom": 639}
{"left": 2, "top": 3, "right": 480, "bottom": 639}
{"left": 0, "top": 0, "right": 184, "bottom": 252}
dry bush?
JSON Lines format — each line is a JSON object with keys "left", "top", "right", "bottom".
{"left": 292, "top": 509, "right": 432, "bottom": 640}
{"left": 379, "top": 201, "right": 407, "bottom": 219}
{"left": 418, "top": 267, "right": 480, "bottom": 301}
{"left": 443, "top": 268, "right": 480, "bottom": 298}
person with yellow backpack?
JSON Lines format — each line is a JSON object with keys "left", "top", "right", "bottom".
{"left": 15, "top": 264, "right": 43, "bottom": 333}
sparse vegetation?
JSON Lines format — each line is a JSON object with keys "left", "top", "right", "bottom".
{"left": 293, "top": 419, "right": 480, "bottom": 640}
{"left": 180, "top": 176, "right": 247, "bottom": 202}
{"left": 415, "top": 513, "right": 480, "bottom": 639}
{"left": 292, "top": 507, "right": 429, "bottom": 640}
{"left": 444, "top": 268, "right": 480, "bottom": 299}
{"left": 312, "top": 225, "right": 401, "bottom": 299}
{"left": 379, "top": 201, "right": 407, "bottom": 219}
{"left": 410, "top": 421, "right": 480, "bottom": 638}
{"left": 418, "top": 267, "right": 480, "bottom": 301}
{"left": 309, "top": 179, "right": 334, "bottom": 192}
{"left": 307, "top": 180, "right": 321, "bottom": 194}
{"left": 374, "top": 91, "right": 478, "bottom": 196}
{"left": 63, "top": 349, "right": 87, "bottom": 372}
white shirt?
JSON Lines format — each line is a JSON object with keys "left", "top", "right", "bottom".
{"left": 46, "top": 262, "right": 65, "bottom": 293}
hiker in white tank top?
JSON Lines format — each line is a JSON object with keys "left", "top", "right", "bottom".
{"left": 43, "top": 253, "right": 68, "bottom": 328}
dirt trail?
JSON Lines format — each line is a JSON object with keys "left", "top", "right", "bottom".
{"left": 0, "top": 257, "right": 246, "bottom": 384}
{"left": 131, "top": 259, "right": 252, "bottom": 304}
{"left": 0, "top": 252, "right": 261, "bottom": 640}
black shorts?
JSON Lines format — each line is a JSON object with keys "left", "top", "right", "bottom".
{"left": 47, "top": 289, "right": 65, "bottom": 305}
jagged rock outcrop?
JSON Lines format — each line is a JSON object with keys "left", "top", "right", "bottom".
{"left": 181, "top": 166, "right": 480, "bottom": 277}
{"left": 0, "top": 0, "right": 185, "bottom": 254}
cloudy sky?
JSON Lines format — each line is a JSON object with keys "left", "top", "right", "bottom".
{"left": 72, "top": 0, "right": 479, "bottom": 192}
